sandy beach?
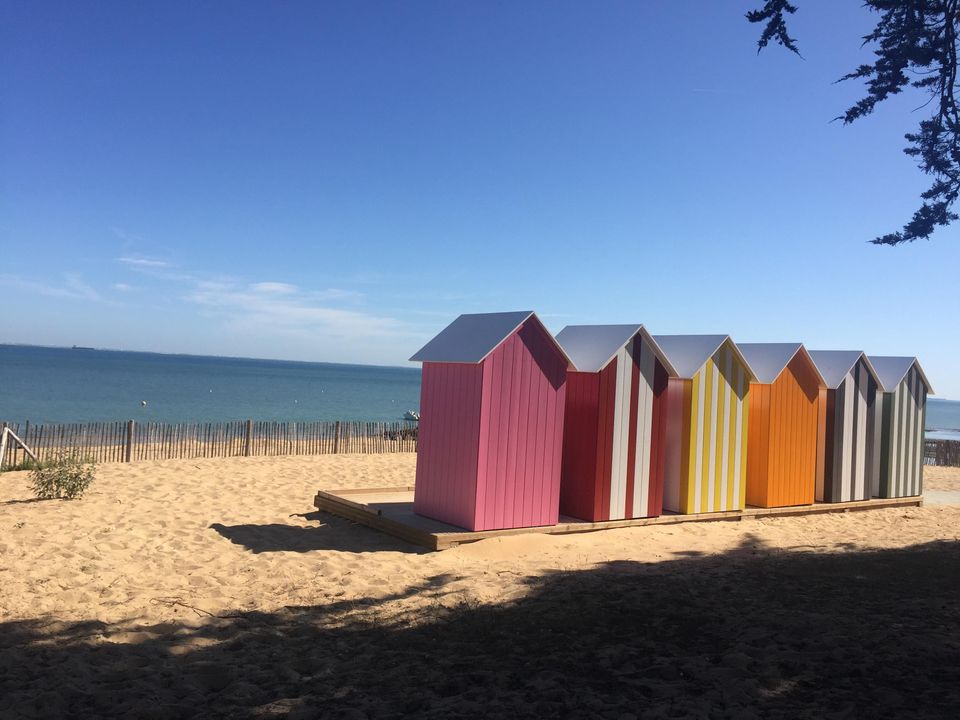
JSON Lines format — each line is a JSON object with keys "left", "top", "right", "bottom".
{"left": 2, "top": 454, "right": 959, "bottom": 718}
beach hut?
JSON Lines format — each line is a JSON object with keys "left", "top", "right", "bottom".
{"left": 652, "top": 335, "right": 757, "bottom": 514}
{"left": 554, "top": 325, "right": 677, "bottom": 522}
{"left": 738, "top": 343, "right": 825, "bottom": 508}
{"left": 870, "top": 356, "right": 934, "bottom": 498}
{"left": 808, "top": 351, "right": 883, "bottom": 503}
{"left": 409, "top": 311, "right": 571, "bottom": 531}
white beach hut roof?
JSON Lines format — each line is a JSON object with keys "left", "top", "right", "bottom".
{"left": 807, "top": 350, "right": 881, "bottom": 390}
{"left": 868, "top": 356, "right": 935, "bottom": 395}
{"left": 651, "top": 334, "right": 757, "bottom": 381}
{"left": 554, "top": 324, "right": 678, "bottom": 375}
{"left": 410, "top": 311, "right": 572, "bottom": 365}
{"left": 737, "top": 343, "right": 826, "bottom": 387}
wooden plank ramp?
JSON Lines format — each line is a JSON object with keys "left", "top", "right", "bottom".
{"left": 313, "top": 488, "right": 924, "bottom": 551}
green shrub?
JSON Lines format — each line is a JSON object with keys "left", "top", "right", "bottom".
{"left": 30, "top": 453, "right": 96, "bottom": 500}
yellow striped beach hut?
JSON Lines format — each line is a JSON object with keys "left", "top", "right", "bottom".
{"left": 653, "top": 335, "right": 757, "bottom": 514}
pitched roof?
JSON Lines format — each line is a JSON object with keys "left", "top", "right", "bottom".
{"left": 737, "top": 343, "right": 825, "bottom": 386}
{"left": 554, "top": 324, "right": 677, "bottom": 375}
{"left": 868, "top": 356, "right": 935, "bottom": 395}
{"left": 651, "top": 334, "right": 756, "bottom": 381}
{"left": 807, "top": 350, "right": 880, "bottom": 390}
{"left": 409, "top": 311, "right": 570, "bottom": 365}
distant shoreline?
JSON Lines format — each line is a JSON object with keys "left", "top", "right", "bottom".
{"left": 0, "top": 342, "right": 419, "bottom": 373}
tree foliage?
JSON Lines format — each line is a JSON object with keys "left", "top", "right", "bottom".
{"left": 748, "top": 0, "right": 960, "bottom": 245}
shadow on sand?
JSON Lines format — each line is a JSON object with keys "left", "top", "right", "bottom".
{"left": 2, "top": 535, "right": 958, "bottom": 719}
{"left": 210, "top": 512, "right": 428, "bottom": 554}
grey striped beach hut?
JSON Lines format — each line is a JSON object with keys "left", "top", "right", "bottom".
{"left": 869, "top": 356, "right": 934, "bottom": 499}
{"left": 808, "top": 351, "right": 883, "bottom": 503}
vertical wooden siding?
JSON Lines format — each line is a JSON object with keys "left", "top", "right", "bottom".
{"left": 413, "top": 362, "right": 483, "bottom": 530}
{"left": 878, "top": 364, "right": 927, "bottom": 498}
{"left": 647, "top": 361, "right": 670, "bottom": 517}
{"left": 474, "top": 319, "right": 567, "bottom": 531}
{"left": 559, "top": 371, "right": 602, "bottom": 520}
{"left": 816, "top": 359, "right": 880, "bottom": 502}
{"left": 663, "top": 343, "right": 749, "bottom": 514}
{"left": 559, "top": 335, "right": 667, "bottom": 521}
{"left": 662, "top": 378, "right": 690, "bottom": 513}
{"left": 745, "top": 353, "right": 820, "bottom": 508}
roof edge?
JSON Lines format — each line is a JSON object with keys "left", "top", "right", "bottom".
{"left": 560, "top": 324, "right": 680, "bottom": 377}
{"left": 476, "top": 312, "right": 574, "bottom": 368}
{"left": 640, "top": 329, "right": 680, "bottom": 378}
{"left": 872, "top": 356, "right": 936, "bottom": 395}
{"left": 724, "top": 337, "right": 759, "bottom": 384}
{"left": 795, "top": 345, "right": 828, "bottom": 389}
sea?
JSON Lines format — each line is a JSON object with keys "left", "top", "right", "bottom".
{"left": 926, "top": 398, "right": 960, "bottom": 441}
{"left": 2, "top": 344, "right": 959, "bottom": 439}
{"left": 0, "top": 345, "right": 421, "bottom": 424}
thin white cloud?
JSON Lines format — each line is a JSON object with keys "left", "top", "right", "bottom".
{"left": 113, "top": 283, "right": 135, "bottom": 292}
{"left": 186, "top": 281, "right": 405, "bottom": 339}
{"left": 0, "top": 273, "right": 103, "bottom": 302}
{"left": 117, "top": 256, "right": 170, "bottom": 268}
{"left": 250, "top": 281, "right": 298, "bottom": 295}
{"left": 312, "top": 287, "right": 364, "bottom": 301}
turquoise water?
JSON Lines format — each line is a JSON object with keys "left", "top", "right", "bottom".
{"left": 0, "top": 345, "right": 421, "bottom": 424}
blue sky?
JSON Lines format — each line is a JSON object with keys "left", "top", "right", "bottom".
{"left": 2, "top": 2, "right": 959, "bottom": 397}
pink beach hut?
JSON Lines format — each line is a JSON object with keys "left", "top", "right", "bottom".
{"left": 410, "top": 311, "right": 572, "bottom": 531}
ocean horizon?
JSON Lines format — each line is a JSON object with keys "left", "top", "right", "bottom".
{"left": 2, "top": 343, "right": 959, "bottom": 439}
{"left": 0, "top": 344, "right": 421, "bottom": 424}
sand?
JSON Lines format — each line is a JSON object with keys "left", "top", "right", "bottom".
{"left": 2, "top": 454, "right": 959, "bottom": 718}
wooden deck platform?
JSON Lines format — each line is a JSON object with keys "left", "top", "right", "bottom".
{"left": 313, "top": 487, "right": 924, "bottom": 551}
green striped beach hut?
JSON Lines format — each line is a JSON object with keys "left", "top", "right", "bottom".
{"left": 808, "top": 350, "right": 883, "bottom": 503}
{"left": 869, "top": 356, "right": 934, "bottom": 499}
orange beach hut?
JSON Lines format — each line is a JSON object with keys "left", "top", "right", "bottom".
{"left": 738, "top": 343, "right": 825, "bottom": 508}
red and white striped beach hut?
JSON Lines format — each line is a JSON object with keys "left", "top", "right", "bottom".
{"left": 410, "top": 311, "right": 572, "bottom": 531}
{"left": 555, "top": 325, "right": 677, "bottom": 521}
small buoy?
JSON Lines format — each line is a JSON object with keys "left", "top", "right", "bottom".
{"left": 141, "top": 400, "right": 148, "bottom": 407}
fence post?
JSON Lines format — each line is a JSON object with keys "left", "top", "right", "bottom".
{"left": 333, "top": 421, "right": 341, "bottom": 454}
{"left": 245, "top": 419, "right": 253, "bottom": 457}
{"left": 125, "top": 420, "right": 135, "bottom": 462}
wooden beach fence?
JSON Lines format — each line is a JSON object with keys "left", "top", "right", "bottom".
{"left": 808, "top": 351, "right": 883, "bottom": 503}
{"left": 409, "top": 311, "right": 572, "bottom": 532}
{"left": 870, "top": 356, "right": 934, "bottom": 498}
{"left": 0, "top": 419, "right": 418, "bottom": 470}
{"left": 739, "top": 343, "right": 825, "bottom": 509}
{"left": 925, "top": 438, "right": 960, "bottom": 466}
{"left": 651, "top": 335, "right": 757, "bottom": 515}
{"left": 555, "top": 324, "right": 677, "bottom": 522}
